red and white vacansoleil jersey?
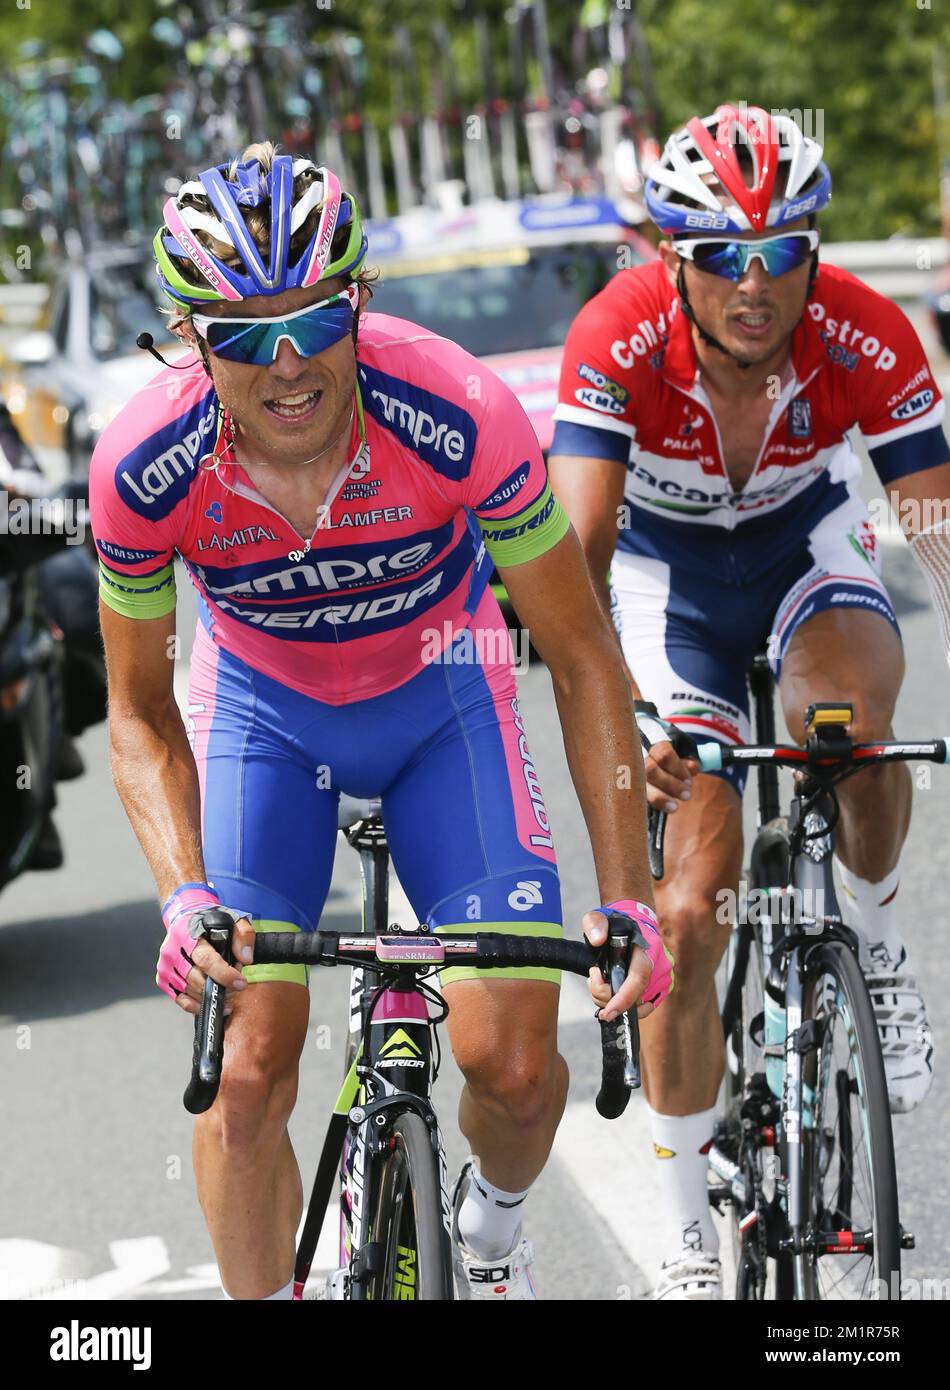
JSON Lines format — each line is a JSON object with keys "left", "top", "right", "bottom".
{"left": 551, "top": 261, "right": 948, "bottom": 579}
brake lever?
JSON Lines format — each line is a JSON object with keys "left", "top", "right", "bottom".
{"left": 600, "top": 914, "right": 641, "bottom": 1090}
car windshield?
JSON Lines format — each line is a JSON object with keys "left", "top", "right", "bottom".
{"left": 368, "top": 244, "right": 638, "bottom": 357}
{"left": 89, "top": 264, "right": 171, "bottom": 360}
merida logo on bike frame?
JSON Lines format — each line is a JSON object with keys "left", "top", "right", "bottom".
{"left": 117, "top": 401, "right": 217, "bottom": 519}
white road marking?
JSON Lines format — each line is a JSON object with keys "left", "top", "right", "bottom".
{"left": 556, "top": 978, "right": 736, "bottom": 1298}
{"left": 5, "top": 1236, "right": 172, "bottom": 1301}
{"left": 146, "top": 1263, "right": 221, "bottom": 1295}
{"left": 53, "top": 1237, "right": 170, "bottom": 1300}
{"left": 0, "top": 1239, "right": 91, "bottom": 1300}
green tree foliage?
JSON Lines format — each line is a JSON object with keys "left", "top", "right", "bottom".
{"left": 634, "top": 0, "right": 949, "bottom": 240}
{"left": 0, "top": 0, "right": 946, "bottom": 240}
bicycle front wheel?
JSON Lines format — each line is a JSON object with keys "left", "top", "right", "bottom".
{"left": 721, "top": 914, "right": 794, "bottom": 1301}
{"left": 799, "top": 941, "right": 901, "bottom": 1300}
{"left": 367, "top": 1110, "right": 454, "bottom": 1301}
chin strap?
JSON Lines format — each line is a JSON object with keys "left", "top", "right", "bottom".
{"left": 677, "top": 262, "right": 752, "bottom": 368}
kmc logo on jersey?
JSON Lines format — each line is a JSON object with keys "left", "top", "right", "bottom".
{"left": 890, "top": 388, "right": 934, "bottom": 421}
{"left": 575, "top": 387, "right": 625, "bottom": 416}
{"left": 576, "top": 362, "right": 629, "bottom": 404}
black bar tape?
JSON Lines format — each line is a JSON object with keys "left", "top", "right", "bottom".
{"left": 252, "top": 931, "right": 338, "bottom": 964}
{"left": 596, "top": 1016, "right": 632, "bottom": 1119}
{"left": 472, "top": 934, "right": 595, "bottom": 975}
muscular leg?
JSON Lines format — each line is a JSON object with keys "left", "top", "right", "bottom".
{"left": 636, "top": 773, "right": 744, "bottom": 1285}
{"left": 779, "top": 608, "right": 911, "bottom": 876}
{"left": 445, "top": 978, "right": 567, "bottom": 1193}
{"left": 779, "top": 608, "right": 934, "bottom": 1113}
{"left": 641, "top": 773, "right": 744, "bottom": 1113}
{"left": 193, "top": 980, "right": 310, "bottom": 1300}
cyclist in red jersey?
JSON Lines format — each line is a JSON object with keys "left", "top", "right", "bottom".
{"left": 91, "top": 142, "right": 670, "bottom": 1301}
{"left": 552, "top": 105, "right": 950, "bottom": 1300}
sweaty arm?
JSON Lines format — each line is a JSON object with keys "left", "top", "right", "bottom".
{"left": 100, "top": 602, "right": 205, "bottom": 902}
{"left": 464, "top": 362, "right": 662, "bottom": 1013}
{"left": 91, "top": 413, "right": 252, "bottom": 1006}
{"left": 100, "top": 602, "right": 253, "bottom": 1004}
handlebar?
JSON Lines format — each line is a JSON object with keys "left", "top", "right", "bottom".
{"left": 642, "top": 734, "right": 950, "bottom": 883}
{"left": 183, "top": 912, "right": 644, "bottom": 1120}
{"left": 694, "top": 737, "right": 950, "bottom": 773}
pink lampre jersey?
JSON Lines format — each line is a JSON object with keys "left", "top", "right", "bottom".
{"left": 91, "top": 313, "right": 569, "bottom": 703}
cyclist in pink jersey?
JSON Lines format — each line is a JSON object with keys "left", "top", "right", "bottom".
{"left": 90, "top": 142, "right": 670, "bottom": 1300}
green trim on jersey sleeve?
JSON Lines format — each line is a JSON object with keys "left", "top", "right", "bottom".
{"left": 476, "top": 481, "right": 571, "bottom": 568}
{"left": 98, "top": 559, "right": 177, "bottom": 619}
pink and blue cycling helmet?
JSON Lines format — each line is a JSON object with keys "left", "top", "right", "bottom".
{"left": 154, "top": 152, "right": 368, "bottom": 307}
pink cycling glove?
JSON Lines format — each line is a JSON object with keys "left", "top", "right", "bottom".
{"left": 598, "top": 898, "right": 675, "bottom": 1009}
{"left": 157, "top": 882, "right": 221, "bottom": 1001}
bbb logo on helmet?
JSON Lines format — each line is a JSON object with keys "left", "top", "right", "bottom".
{"left": 684, "top": 212, "right": 729, "bottom": 230}
{"left": 779, "top": 194, "right": 819, "bottom": 222}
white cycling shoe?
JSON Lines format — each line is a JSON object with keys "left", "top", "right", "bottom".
{"left": 451, "top": 1160, "right": 539, "bottom": 1300}
{"left": 864, "top": 950, "right": 934, "bottom": 1115}
{"left": 653, "top": 1252, "right": 722, "bottom": 1301}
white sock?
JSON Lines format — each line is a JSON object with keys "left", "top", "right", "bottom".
{"left": 835, "top": 859, "right": 904, "bottom": 970}
{"left": 457, "top": 1157, "right": 530, "bottom": 1260}
{"left": 645, "top": 1103, "right": 719, "bottom": 1260}
{"left": 221, "top": 1276, "right": 294, "bottom": 1300}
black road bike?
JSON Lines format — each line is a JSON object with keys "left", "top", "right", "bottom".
{"left": 645, "top": 658, "right": 947, "bottom": 1300}
{"left": 182, "top": 797, "right": 644, "bottom": 1300}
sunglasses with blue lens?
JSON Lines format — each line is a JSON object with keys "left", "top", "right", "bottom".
{"left": 672, "top": 230, "right": 819, "bottom": 282}
{"left": 191, "top": 283, "right": 359, "bottom": 365}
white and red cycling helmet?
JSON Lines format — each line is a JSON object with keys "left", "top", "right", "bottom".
{"left": 644, "top": 104, "right": 831, "bottom": 235}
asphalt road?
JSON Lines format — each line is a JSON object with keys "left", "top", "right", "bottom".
{"left": 3, "top": 367, "right": 950, "bottom": 1302}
